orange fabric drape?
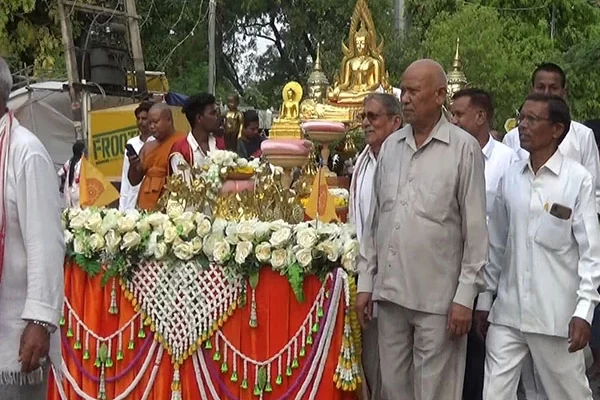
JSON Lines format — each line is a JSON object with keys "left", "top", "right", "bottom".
{"left": 48, "top": 263, "right": 357, "bottom": 400}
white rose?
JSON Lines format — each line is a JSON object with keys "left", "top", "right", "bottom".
{"left": 235, "top": 241, "right": 253, "bottom": 264}
{"left": 213, "top": 240, "right": 231, "bottom": 264}
{"left": 100, "top": 209, "right": 120, "bottom": 233}
{"left": 255, "top": 242, "right": 271, "bottom": 263}
{"left": 270, "top": 249, "right": 287, "bottom": 270}
{"left": 104, "top": 230, "right": 121, "bottom": 254}
{"left": 317, "top": 223, "right": 341, "bottom": 238}
{"left": 68, "top": 207, "right": 82, "bottom": 220}
{"left": 270, "top": 227, "right": 292, "bottom": 248}
{"left": 342, "top": 254, "right": 357, "bottom": 273}
{"left": 296, "top": 227, "right": 317, "bottom": 249}
{"left": 212, "top": 218, "right": 228, "bottom": 234}
{"left": 84, "top": 212, "right": 103, "bottom": 232}
{"left": 254, "top": 222, "right": 272, "bottom": 240}
{"left": 270, "top": 219, "right": 289, "bottom": 231}
{"left": 121, "top": 231, "right": 141, "bottom": 251}
{"left": 147, "top": 212, "right": 169, "bottom": 227}
{"left": 173, "top": 242, "right": 194, "bottom": 261}
{"left": 190, "top": 236, "right": 203, "bottom": 254}
{"left": 196, "top": 217, "right": 212, "bottom": 238}
{"left": 203, "top": 233, "right": 222, "bottom": 258}
{"left": 136, "top": 218, "right": 151, "bottom": 235}
{"left": 69, "top": 213, "right": 86, "bottom": 230}
{"left": 178, "top": 219, "right": 195, "bottom": 237}
{"left": 73, "top": 236, "right": 86, "bottom": 254}
{"left": 154, "top": 242, "right": 168, "bottom": 260}
{"left": 166, "top": 199, "right": 185, "bottom": 219}
{"left": 224, "top": 223, "right": 239, "bottom": 245}
{"left": 317, "top": 240, "right": 340, "bottom": 262}
{"left": 236, "top": 221, "right": 255, "bottom": 242}
{"left": 237, "top": 158, "right": 248, "bottom": 167}
{"left": 163, "top": 223, "right": 178, "bottom": 244}
{"left": 144, "top": 231, "right": 160, "bottom": 257}
{"left": 118, "top": 214, "right": 137, "bottom": 233}
{"left": 296, "top": 247, "right": 313, "bottom": 267}
{"left": 88, "top": 233, "right": 105, "bottom": 252}
{"left": 64, "top": 230, "right": 73, "bottom": 245}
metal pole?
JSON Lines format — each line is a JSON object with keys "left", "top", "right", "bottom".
{"left": 124, "top": 0, "right": 148, "bottom": 94}
{"left": 208, "top": 0, "right": 217, "bottom": 95}
{"left": 393, "top": 0, "right": 405, "bottom": 34}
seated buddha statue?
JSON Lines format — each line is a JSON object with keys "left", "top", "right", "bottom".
{"left": 280, "top": 88, "right": 299, "bottom": 120}
{"left": 270, "top": 82, "right": 303, "bottom": 139}
{"left": 327, "top": 23, "right": 386, "bottom": 105}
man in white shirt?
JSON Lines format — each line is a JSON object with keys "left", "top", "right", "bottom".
{"left": 450, "top": 88, "right": 518, "bottom": 400}
{"left": 476, "top": 94, "right": 600, "bottom": 400}
{"left": 0, "top": 58, "right": 64, "bottom": 399}
{"left": 169, "top": 93, "right": 224, "bottom": 181}
{"left": 119, "top": 101, "right": 154, "bottom": 211}
{"left": 349, "top": 93, "right": 402, "bottom": 400}
{"left": 503, "top": 63, "right": 600, "bottom": 213}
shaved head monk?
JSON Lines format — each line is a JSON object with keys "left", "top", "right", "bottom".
{"left": 355, "top": 59, "right": 488, "bottom": 400}
{"left": 127, "top": 103, "right": 185, "bottom": 210}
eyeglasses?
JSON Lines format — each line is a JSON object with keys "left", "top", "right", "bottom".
{"left": 518, "top": 114, "right": 550, "bottom": 125}
{"left": 358, "top": 111, "right": 395, "bottom": 121}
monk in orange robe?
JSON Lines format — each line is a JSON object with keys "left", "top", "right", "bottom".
{"left": 127, "top": 103, "right": 185, "bottom": 210}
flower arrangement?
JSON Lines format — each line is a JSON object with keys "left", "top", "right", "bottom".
{"left": 201, "top": 150, "right": 260, "bottom": 201}
{"left": 63, "top": 207, "right": 358, "bottom": 301}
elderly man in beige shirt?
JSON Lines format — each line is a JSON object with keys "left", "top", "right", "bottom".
{"left": 355, "top": 59, "right": 488, "bottom": 400}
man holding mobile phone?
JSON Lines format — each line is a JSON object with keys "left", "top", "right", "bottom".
{"left": 475, "top": 94, "right": 600, "bottom": 400}
{"left": 119, "top": 101, "right": 154, "bottom": 211}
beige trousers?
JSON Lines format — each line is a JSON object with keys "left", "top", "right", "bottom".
{"left": 377, "top": 301, "right": 467, "bottom": 400}
{"left": 484, "top": 324, "right": 593, "bottom": 400}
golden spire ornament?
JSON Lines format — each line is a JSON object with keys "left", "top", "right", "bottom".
{"left": 446, "top": 38, "right": 468, "bottom": 105}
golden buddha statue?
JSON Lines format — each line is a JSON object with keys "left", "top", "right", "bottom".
{"left": 446, "top": 38, "right": 468, "bottom": 106}
{"left": 326, "top": 0, "right": 391, "bottom": 106}
{"left": 270, "top": 82, "right": 303, "bottom": 139}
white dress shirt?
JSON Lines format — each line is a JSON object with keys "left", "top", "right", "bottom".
{"left": 356, "top": 150, "right": 377, "bottom": 241}
{"left": 170, "top": 132, "right": 218, "bottom": 180}
{"left": 478, "top": 151, "right": 600, "bottom": 338}
{"left": 482, "top": 136, "right": 519, "bottom": 219}
{"left": 0, "top": 117, "right": 64, "bottom": 374}
{"left": 119, "top": 135, "right": 154, "bottom": 211}
{"left": 503, "top": 121, "right": 600, "bottom": 212}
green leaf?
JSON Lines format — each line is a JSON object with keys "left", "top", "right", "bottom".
{"left": 72, "top": 254, "right": 101, "bottom": 277}
{"left": 197, "top": 255, "right": 210, "bottom": 269}
{"left": 286, "top": 263, "right": 305, "bottom": 303}
{"left": 249, "top": 270, "right": 259, "bottom": 289}
{"left": 257, "top": 366, "right": 267, "bottom": 390}
{"left": 98, "top": 343, "right": 108, "bottom": 363}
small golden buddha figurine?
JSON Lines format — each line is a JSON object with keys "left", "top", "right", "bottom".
{"left": 224, "top": 94, "right": 243, "bottom": 151}
{"left": 270, "top": 82, "right": 304, "bottom": 139}
{"left": 326, "top": 0, "right": 391, "bottom": 106}
{"left": 446, "top": 38, "right": 468, "bottom": 106}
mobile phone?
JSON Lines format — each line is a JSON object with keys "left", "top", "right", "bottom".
{"left": 550, "top": 203, "right": 572, "bottom": 220}
{"left": 125, "top": 144, "right": 137, "bottom": 157}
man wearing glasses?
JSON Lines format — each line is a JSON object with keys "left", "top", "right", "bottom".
{"left": 502, "top": 62, "right": 600, "bottom": 400}
{"left": 355, "top": 59, "right": 488, "bottom": 400}
{"left": 476, "top": 94, "right": 600, "bottom": 400}
{"left": 349, "top": 93, "right": 402, "bottom": 400}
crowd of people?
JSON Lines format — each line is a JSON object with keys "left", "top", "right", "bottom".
{"left": 352, "top": 60, "right": 600, "bottom": 400}
{"left": 1, "top": 47, "right": 600, "bottom": 400}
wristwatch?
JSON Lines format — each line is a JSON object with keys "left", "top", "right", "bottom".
{"left": 29, "top": 320, "right": 57, "bottom": 334}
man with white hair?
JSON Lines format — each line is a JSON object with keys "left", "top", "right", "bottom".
{"left": 355, "top": 59, "right": 488, "bottom": 400}
{"left": 0, "top": 58, "right": 64, "bottom": 399}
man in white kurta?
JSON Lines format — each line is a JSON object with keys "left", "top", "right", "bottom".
{"left": 450, "top": 88, "right": 518, "bottom": 400}
{"left": 0, "top": 58, "right": 64, "bottom": 399}
{"left": 349, "top": 93, "right": 402, "bottom": 400}
{"left": 119, "top": 102, "right": 154, "bottom": 211}
{"left": 477, "top": 94, "right": 600, "bottom": 400}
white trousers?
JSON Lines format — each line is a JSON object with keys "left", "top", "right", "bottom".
{"left": 484, "top": 324, "right": 593, "bottom": 400}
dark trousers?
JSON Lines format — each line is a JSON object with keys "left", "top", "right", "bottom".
{"left": 463, "top": 297, "right": 485, "bottom": 400}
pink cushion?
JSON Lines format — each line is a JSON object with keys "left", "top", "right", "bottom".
{"left": 220, "top": 179, "right": 255, "bottom": 194}
{"left": 261, "top": 139, "right": 310, "bottom": 156}
{"left": 301, "top": 120, "right": 346, "bottom": 132}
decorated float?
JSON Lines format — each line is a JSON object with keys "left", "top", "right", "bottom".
{"left": 47, "top": 0, "right": 473, "bottom": 399}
